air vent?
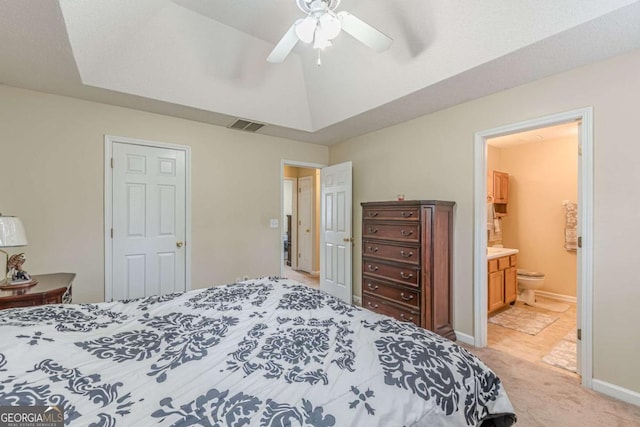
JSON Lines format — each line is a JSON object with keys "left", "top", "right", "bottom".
{"left": 228, "top": 119, "right": 265, "bottom": 133}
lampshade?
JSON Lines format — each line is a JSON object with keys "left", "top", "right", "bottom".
{"left": 295, "top": 16, "right": 317, "bottom": 43}
{"left": 318, "top": 12, "right": 341, "bottom": 40}
{"left": 0, "top": 216, "right": 28, "bottom": 247}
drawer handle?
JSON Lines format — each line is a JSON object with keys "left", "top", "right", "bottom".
{"left": 368, "top": 211, "right": 379, "bottom": 217}
{"left": 400, "top": 230, "right": 413, "bottom": 237}
{"left": 400, "top": 292, "right": 414, "bottom": 301}
{"left": 367, "top": 227, "right": 379, "bottom": 234}
{"left": 400, "top": 313, "right": 414, "bottom": 322}
{"left": 400, "top": 250, "right": 413, "bottom": 258}
{"left": 367, "top": 265, "right": 379, "bottom": 272}
{"left": 401, "top": 212, "right": 413, "bottom": 218}
{"left": 367, "top": 302, "right": 379, "bottom": 309}
{"left": 367, "top": 246, "right": 379, "bottom": 253}
{"left": 367, "top": 283, "right": 379, "bottom": 291}
{"left": 400, "top": 272, "right": 414, "bottom": 280}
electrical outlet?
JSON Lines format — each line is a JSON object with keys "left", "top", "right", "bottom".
{"left": 269, "top": 219, "right": 279, "bottom": 228}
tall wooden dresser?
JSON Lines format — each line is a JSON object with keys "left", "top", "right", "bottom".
{"left": 361, "top": 200, "right": 456, "bottom": 340}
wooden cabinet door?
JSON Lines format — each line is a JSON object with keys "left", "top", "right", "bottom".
{"left": 493, "top": 171, "right": 509, "bottom": 204}
{"left": 488, "top": 271, "right": 505, "bottom": 313}
{"left": 504, "top": 266, "right": 518, "bottom": 304}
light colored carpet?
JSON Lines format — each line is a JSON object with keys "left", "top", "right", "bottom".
{"left": 284, "top": 266, "right": 319, "bottom": 288}
{"left": 463, "top": 345, "right": 640, "bottom": 426}
{"left": 489, "top": 306, "right": 559, "bottom": 335}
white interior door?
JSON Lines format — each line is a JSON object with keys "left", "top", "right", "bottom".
{"left": 111, "top": 142, "right": 187, "bottom": 300}
{"left": 320, "top": 161, "right": 352, "bottom": 302}
{"left": 297, "top": 176, "right": 313, "bottom": 273}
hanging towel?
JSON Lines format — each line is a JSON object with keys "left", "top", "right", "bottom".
{"left": 562, "top": 200, "right": 578, "bottom": 251}
{"left": 487, "top": 202, "right": 495, "bottom": 232}
{"left": 487, "top": 202, "right": 502, "bottom": 241}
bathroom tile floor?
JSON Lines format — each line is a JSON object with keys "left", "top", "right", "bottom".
{"left": 488, "top": 296, "right": 578, "bottom": 378}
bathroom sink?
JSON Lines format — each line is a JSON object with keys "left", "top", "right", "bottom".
{"left": 486, "top": 246, "right": 519, "bottom": 259}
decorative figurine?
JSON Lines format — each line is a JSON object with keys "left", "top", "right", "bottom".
{"left": 7, "top": 253, "right": 31, "bottom": 283}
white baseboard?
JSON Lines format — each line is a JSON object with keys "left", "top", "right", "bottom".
{"left": 535, "top": 290, "right": 577, "bottom": 304}
{"left": 592, "top": 379, "right": 640, "bottom": 407}
{"left": 455, "top": 331, "right": 475, "bottom": 346}
{"left": 352, "top": 295, "right": 362, "bottom": 306}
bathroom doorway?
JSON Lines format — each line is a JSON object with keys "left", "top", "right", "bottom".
{"left": 485, "top": 122, "right": 579, "bottom": 377}
{"left": 473, "top": 108, "right": 594, "bottom": 388}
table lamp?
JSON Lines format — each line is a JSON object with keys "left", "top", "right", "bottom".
{"left": 0, "top": 215, "right": 28, "bottom": 285}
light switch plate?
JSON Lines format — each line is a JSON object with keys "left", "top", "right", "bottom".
{"left": 269, "top": 219, "right": 279, "bottom": 228}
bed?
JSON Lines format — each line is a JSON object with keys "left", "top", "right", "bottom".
{"left": 0, "top": 277, "right": 516, "bottom": 426}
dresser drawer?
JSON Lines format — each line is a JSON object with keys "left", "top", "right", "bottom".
{"left": 363, "top": 277, "right": 420, "bottom": 309}
{"left": 498, "top": 256, "right": 510, "bottom": 270}
{"left": 363, "top": 260, "right": 420, "bottom": 287}
{"left": 363, "top": 207, "right": 420, "bottom": 221}
{"left": 362, "top": 222, "right": 420, "bottom": 242}
{"left": 363, "top": 240, "right": 420, "bottom": 265}
{"left": 363, "top": 295, "right": 420, "bottom": 326}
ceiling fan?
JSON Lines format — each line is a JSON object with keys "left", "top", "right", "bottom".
{"left": 267, "top": 0, "right": 392, "bottom": 64}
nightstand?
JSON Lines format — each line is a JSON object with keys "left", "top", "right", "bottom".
{"left": 0, "top": 273, "right": 74, "bottom": 310}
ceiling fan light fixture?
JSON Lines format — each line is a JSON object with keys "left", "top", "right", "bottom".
{"left": 268, "top": 0, "right": 391, "bottom": 63}
{"left": 295, "top": 16, "right": 317, "bottom": 43}
{"left": 318, "top": 12, "right": 341, "bottom": 40}
{"left": 313, "top": 35, "right": 332, "bottom": 50}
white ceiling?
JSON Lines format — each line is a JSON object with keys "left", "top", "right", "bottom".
{"left": 1, "top": 0, "right": 640, "bottom": 145}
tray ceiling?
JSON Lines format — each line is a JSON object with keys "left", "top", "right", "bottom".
{"left": 1, "top": 0, "right": 640, "bottom": 145}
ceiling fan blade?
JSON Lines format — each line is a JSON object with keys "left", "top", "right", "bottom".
{"left": 267, "top": 23, "right": 300, "bottom": 63}
{"left": 337, "top": 11, "right": 392, "bottom": 52}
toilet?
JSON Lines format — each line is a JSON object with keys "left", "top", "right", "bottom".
{"left": 517, "top": 269, "right": 569, "bottom": 312}
{"left": 516, "top": 269, "right": 545, "bottom": 306}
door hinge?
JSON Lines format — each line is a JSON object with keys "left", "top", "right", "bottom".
{"left": 577, "top": 328, "right": 582, "bottom": 341}
{"left": 111, "top": 158, "right": 114, "bottom": 168}
{"left": 110, "top": 228, "right": 113, "bottom": 238}
{"left": 578, "top": 236, "right": 582, "bottom": 248}
{"left": 578, "top": 144, "right": 583, "bottom": 156}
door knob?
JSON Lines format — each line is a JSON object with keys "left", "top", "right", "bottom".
{"left": 176, "top": 241, "right": 184, "bottom": 248}
{"left": 343, "top": 237, "right": 353, "bottom": 242}
{"left": 306, "top": 229, "right": 310, "bottom": 233}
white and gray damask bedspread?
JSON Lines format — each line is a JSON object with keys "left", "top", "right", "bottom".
{"left": 0, "top": 277, "right": 516, "bottom": 426}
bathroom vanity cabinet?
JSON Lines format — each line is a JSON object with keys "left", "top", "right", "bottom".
{"left": 488, "top": 254, "right": 517, "bottom": 314}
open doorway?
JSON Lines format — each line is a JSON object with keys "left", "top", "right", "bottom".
{"left": 485, "top": 122, "right": 579, "bottom": 378}
{"left": 474, "top": 108, "right": 594, "bottom": 388}
{"left": 282, "top": 164, "right": 321, "bottom": 288}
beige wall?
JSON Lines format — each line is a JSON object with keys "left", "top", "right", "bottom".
{"left": 497, "top": 137, "right": 578, "bottom": 298}
{"left": 0, "top": 85, "right": 328, "bottom": 304}
{"left": 330, "top": 48, "right": 640, "bottom": 393}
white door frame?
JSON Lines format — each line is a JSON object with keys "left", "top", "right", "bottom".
{"left": 473, "top": 107, "right": 594, "bottom": 388}
{"left": 283, "top": 177, "right": 298, "bottom": 269}
{"left": 280, "top": 160, "right": 326, "bottom": 277}
{"left": 104, "top": 135, "right": 192, "bottom": 302}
